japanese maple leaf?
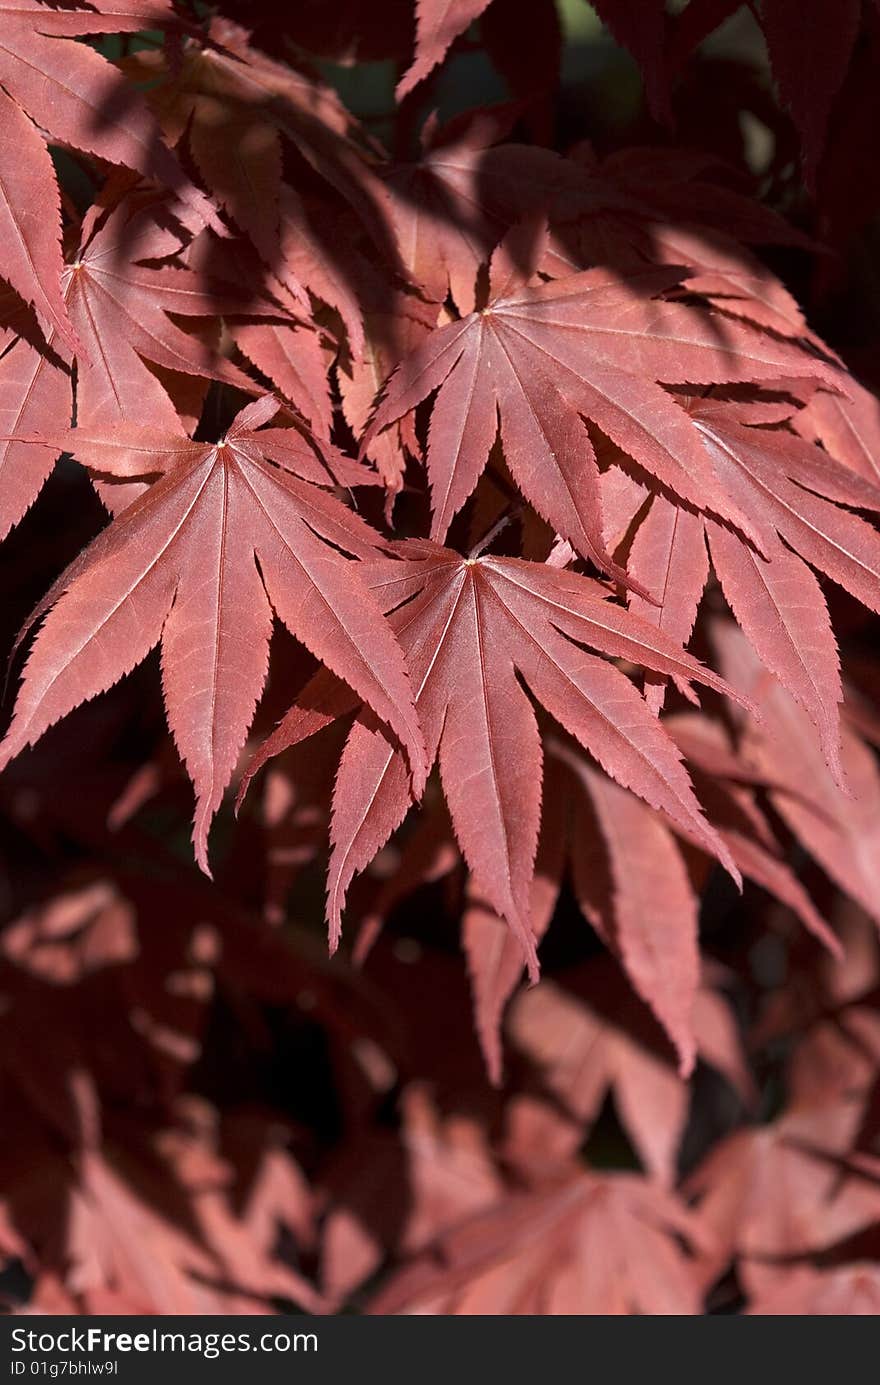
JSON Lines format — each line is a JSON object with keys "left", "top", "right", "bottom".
{"left": 275, "top": 187, "right": 369, "bottom": 358}
{"left": 543, "top": 218, "right": 811, "bottom": 341}
{"left": 758, "top": 0, "right": 862, "bottom": 188}
{"left": 335, "top": 254, "right": 438, "bottom": 494}
{"left": 396, "top": 0, "right": 495, "bottom": 100}
{"left": 0, "top": 1, "right": 219, "bottom": 348}
{"left": 538, "top": 143, "right": 818, "bottom": 339}
{"left": 0, "top": 181, "right": 264, "bottom": 546}
{"left": 572, "top": 144, "right": 818, "bottom": 251}
{"left": 393, "top": 2, "right": 561, "bottom": 121}
{"left": 124, "top": 37, "right": 287, "bottom": 271}
{"left": 0, "top": 398, "right": 425, "bottom": 872}
{"left": 714, "top": 621, "right": 880, "bottom": 930}
{"left": 657, "top": 226, "right": 809, "bottom": 340}
{"left": 380, "top": 107, "right": 580, "bottom": 313}
{"left": 134, "top": 17, "right": 388, "bottom": 254}
{"left": 590, "top": 0, "right": 672, "bottom": 124}
{"left": 796, "top": 378, "right": 880, "bottom": 485}
{"left": 554, "top": 737, "right": 702, "bottom": 1074}
{"left": 466, "top": 715, "right": 839, "bottom": 1080}
{"left": 67, "top": 1147, "right": 325, "bottom": 1315}
{"left": 367, "top": 1165, "right": 708, "bottom": 1314}
{"left": 322, "top": 1086, "right": 502, "bottom": 1306}
{"left": 364, "top": 230, "right": 841, "bottom": 565}
{"left": 384, "top": 765, "right": 754, "bottom": 1093}
{"left": 510, "top": 967, "right": 753, "bottom": 1186}
{"left": 613, "top": 393, "right": 880, "bottom": 777}
{"left": 177, "top": 220, "right": 334, "bottom": 440}
{"left": 462, "top": 793, "right": 566, "bottom": 1084}
{"left": 367, "top": 691, "right": 831, "bottom": 1083}
{"left": 388, "top": 117, "right": 807, "bottom": 334}
{"left": 242, "top": 539, "right": 743, "bottom": 974}
{"left": 232, "top": 317, "right": 331, "bottom": 440}
{"left": 686, "top": 1097, "right": 880, "bottom": 1299}
{"left": 747, "top": 1264, "right": 880, "bottom": 1315}
{"left": 1, "top": 187, "right": 252, "bottom": 540}
{"left": 0, "top": 292, "right": 72, "bottom": 541}
{"left": 564, "top": 724, "right": 832, "bottom": 1058}
{"left": 770, "top": 975, "right": 880, "bottom": 1116}
{"left": 667, "top": 712, "right": 839, "bottom": 956}
{"left": 0, "top": 84, "right": 81, "bottom": 355}
{"left": 689, "top": 396, "right": 880, "bottom": 611}
{"left": 64, "top": 200, "right": 272, "bottom": 434}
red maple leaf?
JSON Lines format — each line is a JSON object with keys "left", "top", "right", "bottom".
{"left": 0, "top": 397, "right": 425, "bottom": 870}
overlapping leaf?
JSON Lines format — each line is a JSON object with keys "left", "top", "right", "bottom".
{"left": 364, "top": 232, "right": 842, "bottom": 563}
{"left": 613, "top": 392, "right": 880, "bottom": 777}
{"left": 0, "top": 0, "right": 218, "bottom": 346}
{"left": 0, "top": 292, "right": 72, "bottom": 541}
{"left": 0, "top": 398, "right": 425, "bottom": 871}
{"left": 64, "top": 200, "right": 269, "bottom": 434}
{"left": 368, "top": 1164, "right": 708, "bottom": 1315}
{"left": 243, "top": 539, "right": 743, "bottom": 972}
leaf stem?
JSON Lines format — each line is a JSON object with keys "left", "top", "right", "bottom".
{"left": 469, "top": 505, "right": 523, "bottom": 559}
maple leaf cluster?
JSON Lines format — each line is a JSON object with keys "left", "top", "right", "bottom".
{"left": 1, "top": 0, "right": 880, "bottom": 1317}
